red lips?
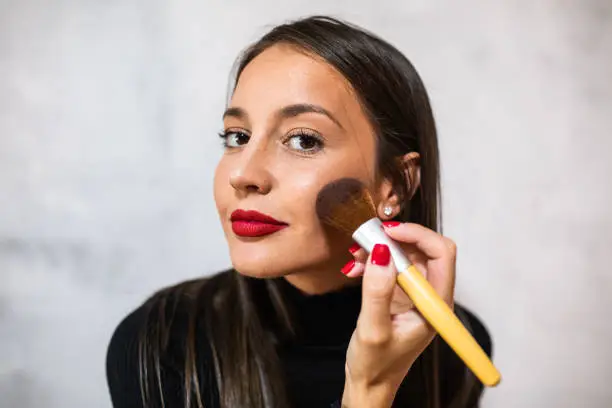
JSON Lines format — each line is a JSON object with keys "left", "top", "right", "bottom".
{"left": 230, "top": 209, "right": 288, "bottom": 237}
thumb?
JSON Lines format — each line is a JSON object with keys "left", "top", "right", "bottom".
{"left": 358, "top": 244, "right": 397, "bottom": 339}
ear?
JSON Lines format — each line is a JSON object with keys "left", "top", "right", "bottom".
{"left": 404, "top": 151, "right": 421, "bottom": 199}
{"left": 375, "top": 152, "right": 421, "bottom": 219}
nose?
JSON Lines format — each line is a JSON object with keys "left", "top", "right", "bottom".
{"left": 229, "top": 144, "right": 273, "bottom": 195}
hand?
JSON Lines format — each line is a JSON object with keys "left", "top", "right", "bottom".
{"left": 341, "top": 222, "right": 457, "bottom": 407}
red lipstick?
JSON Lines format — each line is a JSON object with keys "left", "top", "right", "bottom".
{"left": 230, "top": 209, "right": 288, "bottom": 237}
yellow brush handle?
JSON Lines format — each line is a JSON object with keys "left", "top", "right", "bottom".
{"left": 397, "top": 265, "right": 501, "bottom": 387}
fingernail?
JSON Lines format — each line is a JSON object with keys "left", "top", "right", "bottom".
{"left": 341, "top": 259, "right": 356, "bottom": 275}
{"left": 371, "top": 244, "right": 391, "bottom": 266}
{"left": 382, "top": 221, "right": 401, "bottom": 228}
{"left": 348, "top": 243, "right": 360, "bottom": 254}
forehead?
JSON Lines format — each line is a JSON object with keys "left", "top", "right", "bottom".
{"left": 231, "top": 44, "right": 360, "bottom": 120}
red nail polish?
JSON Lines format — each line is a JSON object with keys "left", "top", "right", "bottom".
{"left": 341, "top": 259, "right": 356, "bottom": 275}
{"left": 371, "top": 244, "right": 391, "bottom": 266}
{"left": 348, "top": 243, "right": 360, "bottom": 254}
{"left": 382, "top": 221, "right": 401, "bottom": 228}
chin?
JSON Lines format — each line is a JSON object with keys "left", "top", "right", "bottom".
{"left": 231, "top": 260, "right": 290, "bottom": 279}
{"left": 229, "top": 246, "right": 292, "bottom": 279}
{"left": 228, "top": 240, "right": 331, "bottom": 279}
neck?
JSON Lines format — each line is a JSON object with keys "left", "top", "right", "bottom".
{"left": 283, "top": 265, "right": 360, "bottom": 295}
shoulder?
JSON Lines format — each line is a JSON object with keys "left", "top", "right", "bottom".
{"left": 106, "top": 277, "right": 204, "bottom": 368}
{"left": 454, "top": 304, "right": 493, "bottom": 358}
{"left": 105, "top": 297, "right": 154, "bottom": 407}
{"left": 106, "top": 300, "right": 151, "bottom": 364}
{"left": 438, "top": 303, "right": 493, "bottom": 407}
{"left": 106, "top": 270, "right": 233, "bottom": 407}
{"left": 107, "top": 270, "right": 234, "bottom": 362}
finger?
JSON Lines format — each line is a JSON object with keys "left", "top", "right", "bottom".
{"left": 383, "top": 223, "right": 456, "bottom": 306}
{"left": 390, "top": 284, "right": 415, "bottom": 313}
{"left": 415, "top": 258, "right": 455, "bottom": 307}
{"left": 358, "top": 244, "right": 397, "bottom": 340}
{"left": 348, "top": 243, "right": 368, "bottom": 264}
{"left": 382, "top": 222, "right": 456, "bottom": 261}
{"left": 340, "top": 260, "right": 365, "bottom": 278}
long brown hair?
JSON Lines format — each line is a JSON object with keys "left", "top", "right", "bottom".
{"left": 136, "top": 15, "right": 472, "bottom": 408}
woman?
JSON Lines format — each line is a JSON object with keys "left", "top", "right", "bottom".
{"left": 106, "top": 16, "right": 492, "bottom": 408}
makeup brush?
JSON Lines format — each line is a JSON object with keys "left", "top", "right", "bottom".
{"left": 316, "top": 178, "right": 501, "bottom": 387}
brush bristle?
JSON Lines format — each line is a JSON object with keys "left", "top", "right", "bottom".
{"left": 316, "top": 178, "right": 377, "bottom": 236}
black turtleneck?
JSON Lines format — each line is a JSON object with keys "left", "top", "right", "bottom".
{"left": 106, "top": 270, "right": 491, "bottom": 407}
{"left": 278, "top": 277, "right": 362, "bottom": 407}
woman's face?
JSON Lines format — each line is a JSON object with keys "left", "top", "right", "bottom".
{"left": 214, "top": 44, "right": 382, "bottom": 279}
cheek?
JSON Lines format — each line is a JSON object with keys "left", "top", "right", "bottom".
{"left": 215, "top": 144, "right": 377, "bottom": 277}
{"left": 277, "top": 151, "right": 373, "bottom": 239}
{"left": 213, "top": 159, "right": 229, "bottom": 208}
{"left": 284, "top": 149, "right": 375, "bottom": 206}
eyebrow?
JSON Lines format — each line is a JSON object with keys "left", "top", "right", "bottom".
{"left": 223, "top": 103, "right": 344, "bottom": 130}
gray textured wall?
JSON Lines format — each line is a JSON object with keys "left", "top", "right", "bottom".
{"left": 1, "top": 1, "right": 611, "bottom": 407}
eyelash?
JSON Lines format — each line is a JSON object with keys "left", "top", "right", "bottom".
{"left": 218, "top": 129, "right": 325, "bottom": 155}
{"left": 218, "top": 129, "right": 249, "bottom": 148}
{"left": 282, "top": 129, "right": 325, "bottom": 155}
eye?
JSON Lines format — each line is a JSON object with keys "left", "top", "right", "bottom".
{"left": 219, "top": 130, "right": 250, "bottom": 148}
{"left": 284, "top": 130, "right": 324, "bottom": 154}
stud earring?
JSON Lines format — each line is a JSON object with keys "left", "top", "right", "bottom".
{"left": 383, "top": 206, "right": 393, "bottom": 217}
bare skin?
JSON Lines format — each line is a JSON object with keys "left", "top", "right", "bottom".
{"left": 213, "top": 44, "right": 456, "bottom": 406}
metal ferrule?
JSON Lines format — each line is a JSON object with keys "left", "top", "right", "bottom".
{"left": 351, "top": 218, "right": 412, "bottom": 272}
